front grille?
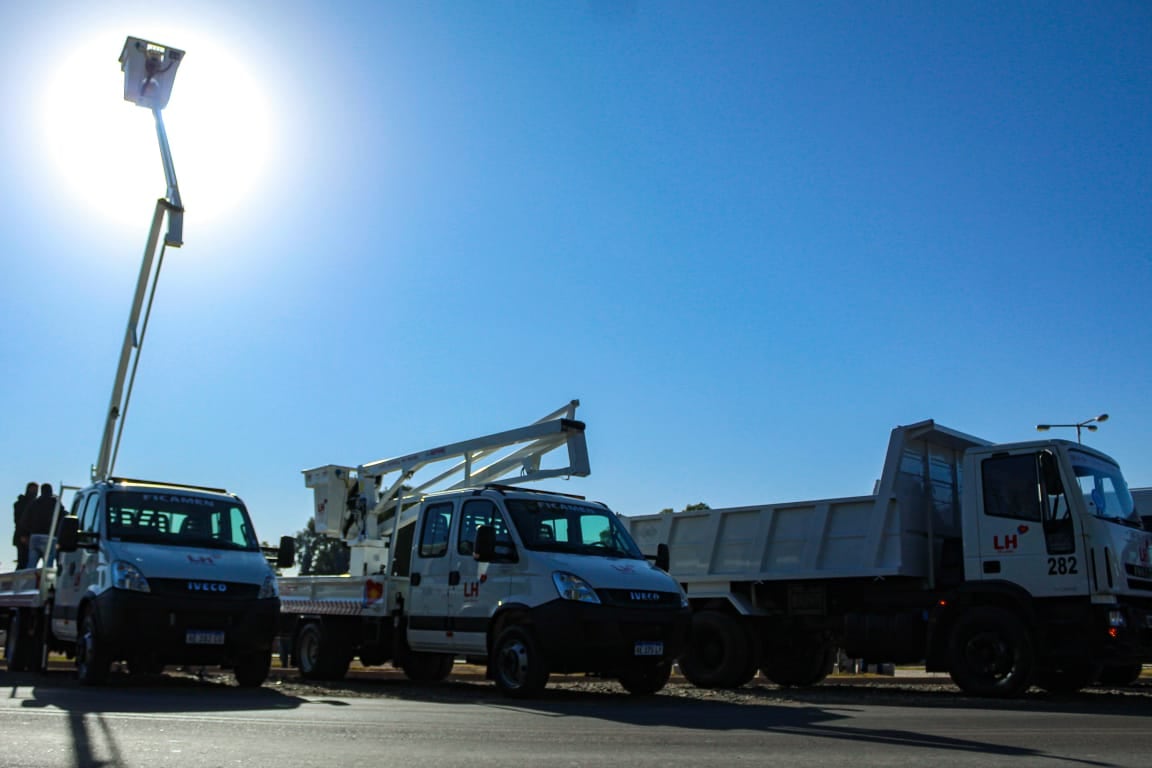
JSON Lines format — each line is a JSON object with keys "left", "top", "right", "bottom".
{"left": 148, "top": 578, "right": 260, "bottom": 599}
{"left": 1127, "top": 563, "right": 1152, "bottom": 580}
{"left": 596, "top": 589, "right": 682, "bottom": 608}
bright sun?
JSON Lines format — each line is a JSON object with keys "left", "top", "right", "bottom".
{"left": 39, "top": 29, "right": 274, "bottom": 235}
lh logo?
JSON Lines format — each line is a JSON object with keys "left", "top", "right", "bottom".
{"left": 994, "top": 526, "right": 1029, "bottom": 552}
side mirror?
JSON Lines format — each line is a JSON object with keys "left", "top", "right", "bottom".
{"left": 277, "top": 535, "right": 296, "bottom": 569}
{"left": 655, "top": 542, "right": 670, "bottom": 573}
{"left": 1041, "top": 452, "right": 1064, "bottom": 496}
{"left": 474, "top": 525, "right": 495, "bottom": 562}
{"left": 57, "top": 516, "right": 80, "bottom": 553}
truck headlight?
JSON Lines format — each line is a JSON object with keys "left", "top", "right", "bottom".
{"left": 552, "top": 571, "right": 600, "bottom": 603}
{"left": 111, "top": 560, "right": 150, "bottom": 593}
{"left": 1108, "top": 609, "right": 1127, "bottom": 628}
{"left": 258, "top": 574, "right": 279, "bottom": 599}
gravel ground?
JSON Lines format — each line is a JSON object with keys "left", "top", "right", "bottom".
{"left": 20, "top": 658, "right": 1152, "bottom": 709}
{"left": 239, "top": 664, "right": 1152, "bottom": 709}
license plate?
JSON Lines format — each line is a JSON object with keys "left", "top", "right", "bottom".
{"left": 186, "top": 630, "right": 225, "bottom": 645}
{"left": 634, "top": 641, "right": 663, "bottom": 657}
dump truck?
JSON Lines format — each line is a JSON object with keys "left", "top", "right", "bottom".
{"left": 624, "top": 420, "right": 1151, "bottom": 697}
{"left": 277, "top": 401, "right": 690, "bottom": 697}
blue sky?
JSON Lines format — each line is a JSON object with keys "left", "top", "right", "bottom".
{"left": 2, "top": 1, "right": 1149, "bottom": 569}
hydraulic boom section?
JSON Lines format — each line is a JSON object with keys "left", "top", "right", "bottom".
{"left": 304, "top": 400, "right": 590, "bottom": 547}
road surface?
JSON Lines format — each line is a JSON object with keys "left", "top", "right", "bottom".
{"left": 2, "top": 667, "right": 1151, "bottom": 767}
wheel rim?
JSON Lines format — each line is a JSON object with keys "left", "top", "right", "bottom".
{"left": 78, "top": 619, "right": 95, "bottom": 676}
{"left": 694, "top": 631, "right": 724, "bottom": 669}
{"left": 964, "top": 628, "right": 1013, "bottom": 681}
{"left": 497, "top": 638, "right": 530, "bottom": 689}
{"left": 6, "top": 614, "right": 20, "bottom": 668}
{"left": 298, "top": 628, "right": 319, "bottom": 673}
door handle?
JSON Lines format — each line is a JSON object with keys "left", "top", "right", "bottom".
{"left": 411, "top": 572, "right": 422, "bottom": 586}
{"left": 448, "top": 571, "right": 460, "bottom": 586}
{"left": 982, "top": 561, "right": 1001, "bottom": 574}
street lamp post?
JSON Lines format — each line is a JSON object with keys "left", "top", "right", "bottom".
{"left": 1036, "top": 413, "right": 1109, "bottom": 444}
{"left": 92, "top": 37, "right": 186, "bottom": 482}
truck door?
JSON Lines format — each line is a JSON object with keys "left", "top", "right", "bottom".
{"left": 406, "top": 501, "right": 456, "bottom": 651}
{"left": 449, "top": 498, "right": 508, "bottom": 655}
{"left": 52, "top": 490, "right": 102, "bottom": 641}
{"left": 974, "top": 451, "right": 1089, "bottom": 597}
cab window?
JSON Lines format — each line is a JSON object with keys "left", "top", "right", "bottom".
{"left": 419, "top": 502, "right": 453, "bottom": 558}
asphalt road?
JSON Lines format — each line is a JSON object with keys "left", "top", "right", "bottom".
{"left": 3, "top": 666, "right": 1152, "bottom": 768}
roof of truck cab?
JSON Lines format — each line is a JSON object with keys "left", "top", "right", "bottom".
{"left": 97, "top": 477, "right": 239, "bottom": 499}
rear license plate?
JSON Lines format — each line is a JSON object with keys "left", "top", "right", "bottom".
{"left": 186, "top": 630, "right": 225, "bottom": 645}
{"left": 634, "top": 641, "right": 663, "bottom": 657}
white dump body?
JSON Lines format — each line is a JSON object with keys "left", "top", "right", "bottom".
{"left": 1133, "top": 488, "right": 1152, "bottom": 518}
{"left": 625, "top": 420, "right": 990, "bottom": 585}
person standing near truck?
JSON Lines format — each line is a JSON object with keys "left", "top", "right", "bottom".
{"left": 23, "top": 483, "right": 61, "bottom": 568}
{"left": 12, "top": 481, "right": 37, "bottom": 569}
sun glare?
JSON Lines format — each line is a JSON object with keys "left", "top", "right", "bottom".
{"left": 39, "top": 30, "right": 274, "bottom": 237}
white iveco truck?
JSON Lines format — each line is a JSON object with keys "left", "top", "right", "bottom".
{"left": 625, "top": 420, "right": 1151, "bottom": 697}
{"left": 277, "top": 401, "right": 690, "bottom": 697}
{"left": 1, "top": 478, "right": 293, "bottom": 685}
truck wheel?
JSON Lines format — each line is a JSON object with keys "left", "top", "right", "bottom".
{"left": 618, "top": 661, "right": 672, "bottom": 695}
{"left": 1035, "top": 661, "right": 1099, "bottom": 694}
{"left": 678, "top": 611, "right": 753, "bottom": 689}
{"left": 33, "top": 602, "right": 53, "bottom": 674}
{"left": 1097, "top": 663, "right": 1143, "bottom": 687}
{"left": 947, "top": 606, "right": 1034, "bottom": 698}
{"left": 233, "top": 652, "right": 272, "bottom": 688}
{"left": 295, "top": 622, "right": 351, "bottom": 681}
{"left": 492, "top": 625, "right": 549, "bottom": 697}
{"left": 5, "top": 611, "right": 28, "bottom": 672}
{"left": 760, "top": 642, "right": 836, "bottom": 688}
{"left": 401, "top": 652, "right": 454, "bottom": 683}
{"left": 76, "top": 610, "right": 111, "bottom": 686}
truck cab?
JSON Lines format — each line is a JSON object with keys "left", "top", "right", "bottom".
{"left": 960, "top": 440, "right": 1152, "bottom": 669}
{"left": 402, "top": 486, "right": 689, "bottom": 695}
{"left": 50, "top": 477, "right": 292, "bottom": 686}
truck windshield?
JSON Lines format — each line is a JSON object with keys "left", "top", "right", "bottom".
{"left": 106, "top": 491, "right": 261, "bottom": 551}
{"left": 1070, "top": 451, "right": 1139, "bottom": 527}
{"left": 504, "top": 498, "right": 644, "bottom": 559}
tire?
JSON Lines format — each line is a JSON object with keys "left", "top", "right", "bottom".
{"left": 33, "top": 602, "right": 52, "bottom": 674}
{"left": 76, "top": 610, "right": 111, "bottom": 686}
{"left": 295, "top": 622, "right": 351, "bottom": 681}
{"left": 618, "top": 661, "right": 672, "bottom": 695}
{"left": 947, "top": 606, "right": 1034, "bottom": 698}
{"left": 233, "top": 652, "right": 272, "bottom": 688}
{"left": 1035, "top": 661, "right": 1100, "bottom": 694}
{"left": 1098, "top": 663, "right": 1143, "bottom": 687}
{"left": 400, "top": 652, "right": 454, "bottom": 683}
{"left": 491, "top": 625, "right": 549, "bottom": 698}
{"left": 358, "top": 647, "right": 388, "bottom": 668}
{"left": 678, "top": 611, "right": 753, "bottom": 689}
{"left": 760, "top": 641, "right": 836, "bottom": 688}
{"left": 6, "top": 611, "right": 28, "bottom": 672}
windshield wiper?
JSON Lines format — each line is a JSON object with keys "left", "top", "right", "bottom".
{"left": 1099, "top": 514, "right": 1141, "bottom": 528}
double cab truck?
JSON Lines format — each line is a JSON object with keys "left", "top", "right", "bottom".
{"left": 1, "top": 477, "right": 293, "bottom": 686}
{"left": 624, "top": 419, "right": 1152, "bottom": 697}
{"left": 277, "top": 401, "right": 690, "bottom": 697}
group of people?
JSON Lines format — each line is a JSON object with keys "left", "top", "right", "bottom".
{"left": 11, "top": 482, "right": 64, "bottom": 570}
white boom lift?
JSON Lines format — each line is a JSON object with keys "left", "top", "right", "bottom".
{"left": 304, "top": 400, "right": 590, "bottom": 575}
